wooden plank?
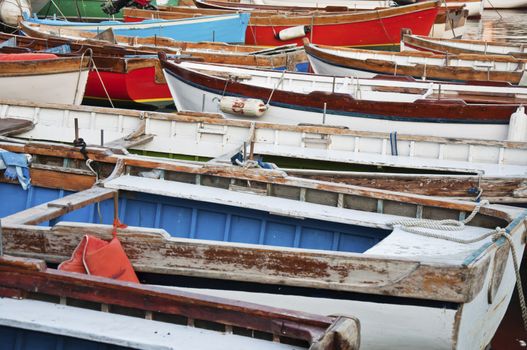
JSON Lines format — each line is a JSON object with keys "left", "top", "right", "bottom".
{"left": 1, "top": 187, "right": 116, "bottom": 225}
{"left": 29, "top": 166, "right": 96, "bottom": 192}
{"left": 105, "top": 134, "right": 155, "bottom": 149}
{"left": 2, "top": 222, "right": 491, "bottom": 303}
{"left": 0, "top": 118, "right": 34, "bottom": 136}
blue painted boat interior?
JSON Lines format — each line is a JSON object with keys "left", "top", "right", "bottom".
{"left": 0, "top": 183, "right": 389, "bottom": 253}
{"left": 0, "top": 325, "right": 128, "bottom": 350}
{"left": 24, "top": 13, "right": 250, "bottom": 43}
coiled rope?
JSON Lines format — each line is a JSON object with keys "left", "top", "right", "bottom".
{"left": 389, "top": 200, "right": 489, "bottom": 244}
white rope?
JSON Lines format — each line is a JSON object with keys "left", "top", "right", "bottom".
{"left": 86, "top": 159, "right": 99, "bottom": 183}
{"left": 234, "top": 158, "right": 260, "bottom": 169}
{"left": 90, "top": 56, "right": 115, "bottom": 108}
{"left": 266, "top": 70, "right": 286, "bottom": 107}
{"left": 389, "top": 200, "right": 490, "bottom": 244}
{"left": 391, "top": 200, "right": 527, "bottom": 330}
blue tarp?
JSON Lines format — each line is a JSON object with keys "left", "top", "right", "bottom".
{"left": 0, "top": 151, "right": 31, "bottom": 190}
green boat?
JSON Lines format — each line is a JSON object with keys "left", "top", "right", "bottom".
{"left": 37, "top": 0, "right": 179, "bottom": 21}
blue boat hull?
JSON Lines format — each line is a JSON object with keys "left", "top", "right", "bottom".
{"left": 23, "top": 13, "right": 250, "bottom": 43}
{"left": 0, "top": 183, "right": 388, "bottom": 253}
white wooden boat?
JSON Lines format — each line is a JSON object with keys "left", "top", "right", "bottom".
{"left": 2, "top": 99, "right": 527, "bottom": 202}
{"left": 401, "top": 32, "right": 527, "bottom": 57}
{"left": 0, "top": 54, "right": 89, "bottom": 105}
{"left": 2, "top": 160, "right": 526, "bottom": 350}
{"left": 484, "top": 0, "right": 527, "bottom": 8}
{"left": 159, "top": 58, "right": 527, "bottom": 141}
{"left": 447, "top": 0, "right": 483, "bottom": 17}
{"left": 304, "top": 41, "right": 527, "bottom": 85}
{"left": 429, "top": 4, "right": 468, "bottom": 39}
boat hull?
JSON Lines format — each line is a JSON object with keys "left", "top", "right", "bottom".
{"left": 172, "top": 237, "right": 522, "bottom": 350}
{"left": 245, "top": 7, "right": 438, "bottom": 47}
{"left": 305, "top": 44, "right": 526, "bottom": 85}
{"left": 0, "top": 64, "right": 88, "bottom": 105}
{"left": 161, "top": 62, "right": 517, "bottom": 140}
{"left": 85, "top": 65, "right": 172, "bottom": 108}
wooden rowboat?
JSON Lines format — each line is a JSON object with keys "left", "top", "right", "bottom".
{"left": 304, "top": 41, "right": 527, "bottom": 85}
{"left": 21, "top": 12, "right": 251, "bottom": 44}
{"left": 1, "top": 154, "right": 525, "bottom": 349}
{"left": 401, "top": 31, "right": 527, "bottom": 58}
{"left": 1, "top": 100, "right": 527, "bottom": 202}
{"left": 0, "top": 53, "right": 89, "bottom": 105}
{"left": 189, "top": 0, "right": 469, "bottom": 38}
{"left": 17, "top": 25, "right": 308, "bottom": 72}
{"left": 1, "top": 32, "right": 307, "bottom": 108}
{"left": 158, "top": 57, "right": 527, "bottom": 140}
{"left": 126, "top": 1, "right": 440, "bottom": 48}
{"left": 0, "top": 256, "right": 359, "bottom": 349}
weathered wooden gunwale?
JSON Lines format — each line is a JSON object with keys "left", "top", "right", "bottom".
{"left": 0, "top": 55, "right": 90, "bottom": 77}
{"left": 305, "top": 42, "right": 527, "bottom": 85}
{"left": 0, "top": 256, "right": 360, "bottom": 350}
{"left": 401, "top": 32, "right": 527, "bottom": 58}
{"left": 161, "top": 58, "right": 525, "bottom": 124}
{"left": 284, "top": 169, "right": 527, "bottom": 203}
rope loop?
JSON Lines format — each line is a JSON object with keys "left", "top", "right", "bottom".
{"left": 492, "top": 228, "right": 527, "bottom": 332}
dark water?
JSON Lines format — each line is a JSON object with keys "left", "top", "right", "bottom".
{"left": 480, "top": 11, "right": 527, "bottom": 349}
{"left": 426, "top": 9, "right": 527, "bottom": 350}
{"left": 463, "top": 9, "right": 527, "bottom": 43}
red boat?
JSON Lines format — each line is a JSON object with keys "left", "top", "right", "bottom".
{"left": 194, "top": 0, "right": 440, "bottom": 47}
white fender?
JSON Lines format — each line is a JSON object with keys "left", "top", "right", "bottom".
{"left": 0, "top": 0, "right": 30, "bottom": 26}
{"left": 277, "top": 26, "right": 310, "bottom": 41}
{"left": 219, "top": 97, "right": 267, "bottom": 117}
{"left": 507, "top": 106, "right": 527, "bottom": 142}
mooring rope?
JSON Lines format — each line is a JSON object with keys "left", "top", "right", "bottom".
{"left": 89, "top": 56, "right": 115, "bottom": 108}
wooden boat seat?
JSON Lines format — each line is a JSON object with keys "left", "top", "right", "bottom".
{"left": 195, "top": 68, "right": 252, "bottom": 81}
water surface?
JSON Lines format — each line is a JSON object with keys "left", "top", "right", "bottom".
{"left": 463, "top": 9, "right": 527, "bottom": 42}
